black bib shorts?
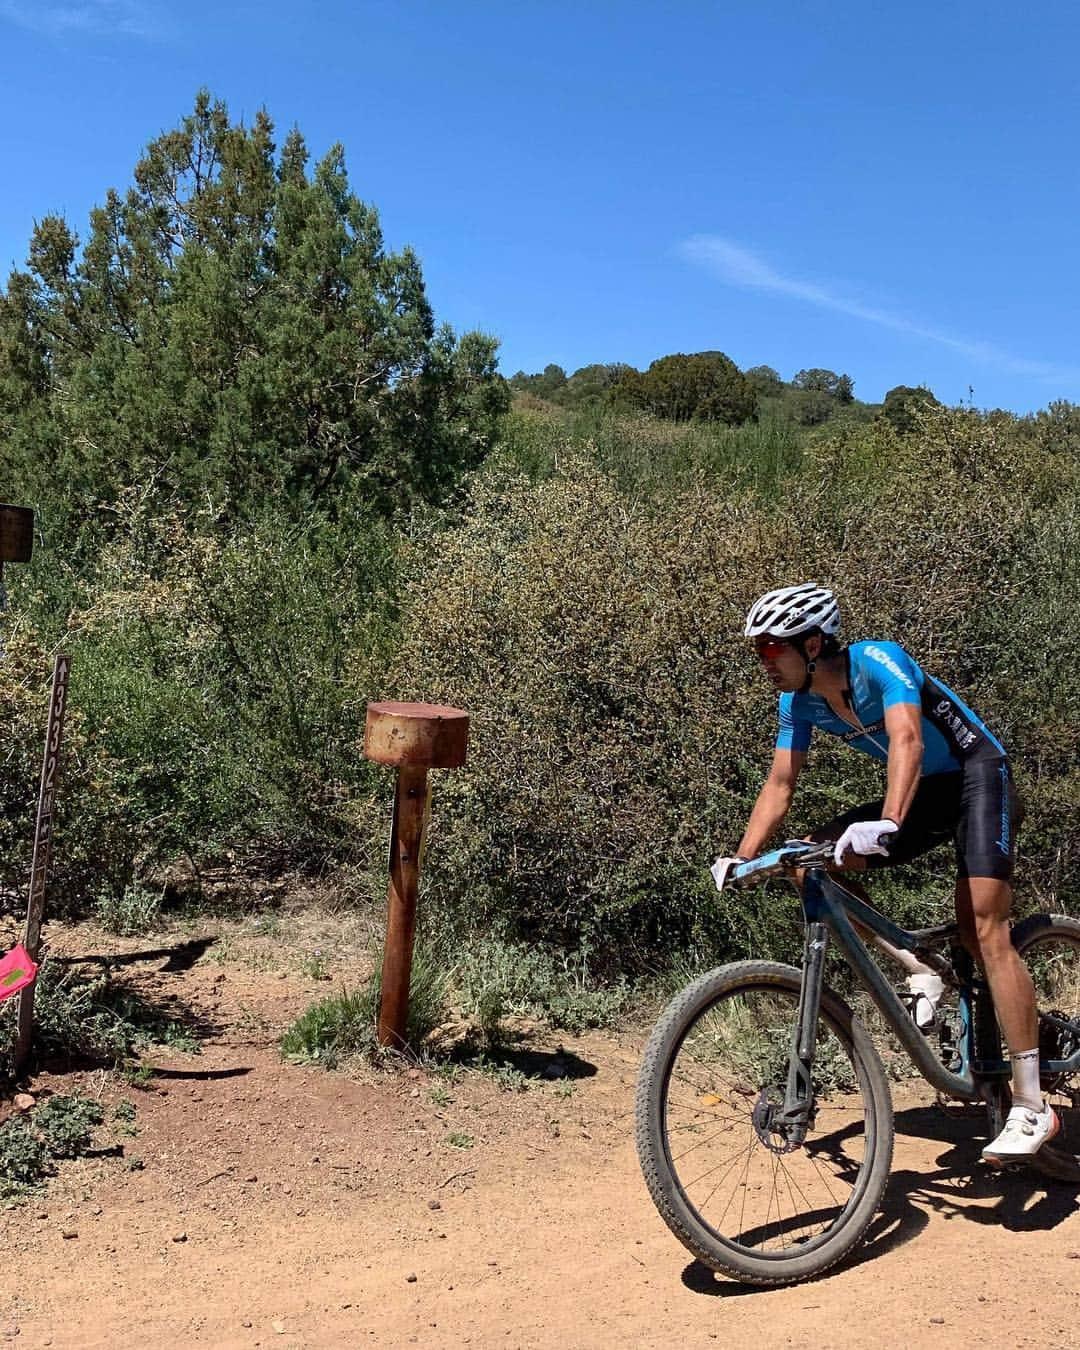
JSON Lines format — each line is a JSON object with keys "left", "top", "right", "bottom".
{"left": 813, "top": 757, "right": 1022, "bottom": 882}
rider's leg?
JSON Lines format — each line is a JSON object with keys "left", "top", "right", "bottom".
{"left": 954, "top": 876, "right": 1039, "bottom": 1090}
{"left": 965, "top": 873, "right": 1060, "bottom": 1161}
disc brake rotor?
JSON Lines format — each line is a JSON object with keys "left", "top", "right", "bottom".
{"left": 752, "top": 1089, "right": 801, "bottom": 1154}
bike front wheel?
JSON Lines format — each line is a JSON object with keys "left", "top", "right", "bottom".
{"left": 1011, "top": 914, "right": 1080, "bottom": 1182}
{"left": 636, "top": 960, "right": 894, "bottom": 1286}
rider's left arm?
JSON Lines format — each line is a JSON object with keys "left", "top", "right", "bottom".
{"left": 881, "top": 702, "right": 923, "bottom": 826}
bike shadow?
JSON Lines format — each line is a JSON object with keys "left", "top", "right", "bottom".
{"left": 680, "top": 1105, "right": 1077, "bottom": 1297}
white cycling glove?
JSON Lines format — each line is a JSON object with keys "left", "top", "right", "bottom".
{"left": 710, "top": 856, "right": 746, "bottom": 892}
{"left": 833, "top": 818, "right": 898, "bottom": 866}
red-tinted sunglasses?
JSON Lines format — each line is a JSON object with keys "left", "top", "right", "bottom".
{"left": 753, "top": 638, "right": 791, "bottom": 661}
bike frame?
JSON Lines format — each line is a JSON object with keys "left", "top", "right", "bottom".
{"left": 766, "top": 862, "right": 1080, "bottom": 1137}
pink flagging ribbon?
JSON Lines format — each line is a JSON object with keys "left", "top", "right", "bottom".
{"left": 0, "top": 945, "right": 37, "bottom": 1000}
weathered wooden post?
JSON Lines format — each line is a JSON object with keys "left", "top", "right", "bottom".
{"left": 363, "top": 701, "right": 468, "bottom": 1049}
{"left": 0, "top": 503, "right": 64, "bottom": 1076}
{"left": 14, "top": 651, "right": 70, "bottom": 1072}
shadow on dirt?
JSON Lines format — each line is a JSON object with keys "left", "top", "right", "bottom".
{"left": 472, "top": 1045, "right": 598, "bottom": 1082}
{"left": 151, "top": 1066, "right": 252, "bottom": 1082}
{"left": 50, "top": 936, "right": 218, "bottom": 973}
{"left": 679, "top": 1103, "right": 1079, "bottom": 1297}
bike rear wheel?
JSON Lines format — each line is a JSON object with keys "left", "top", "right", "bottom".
{"left": 636, "top": 961, "right": 894, "bottom": 1285}
{"left": 1011, "top": 914, "right": 1080, "bottom": 1182}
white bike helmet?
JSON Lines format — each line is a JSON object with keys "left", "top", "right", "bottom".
{"left": 744, "top": 583, "right": 840, "bottom": 639}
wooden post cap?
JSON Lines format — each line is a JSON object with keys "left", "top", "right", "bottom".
{"left": 364, "top": 702, "right": 469, "bottom": 769}
{"left": 0, "top": 505, "right": 34, "bottom": 563}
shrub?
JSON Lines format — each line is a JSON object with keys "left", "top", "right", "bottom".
{"left": 2, "top": 961, "right": 201, "bottom": 1072}
{"left": 32, "top": 1093, "right": 104, "bottom": 1158}
{"left": 63, "top": 491, "right": 400, "bottom": 872}
{"left": 380, "top": 405, "right": 1080, "bottom": 968}
{"left": 95, "top": 884, "right": 163, "bottom": 936}
{"left": 0, "top": 626, "right": 134, "bottom": 917}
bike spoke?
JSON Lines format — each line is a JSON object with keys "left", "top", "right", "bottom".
{"left": 657, "top": 982, "right": 872, "bottom": 1258}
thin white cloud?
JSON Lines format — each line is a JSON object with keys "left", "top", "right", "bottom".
{"left": 678, "top": 234, "right": 1077, "bottom": 385}
{"left": 0, "top": 0, "right": 166, "bottom": 39}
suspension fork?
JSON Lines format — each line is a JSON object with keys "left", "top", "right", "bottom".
{"left": 776, "top": 916, "right": 830, "bottom": 1143}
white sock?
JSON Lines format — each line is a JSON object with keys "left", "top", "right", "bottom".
{"left": 1010, "top": 1048, "right": 1044, "bottom": 1113}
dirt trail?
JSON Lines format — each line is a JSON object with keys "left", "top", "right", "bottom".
{"left": 1, "top": 915, "right": 1078, "bottom": 1350}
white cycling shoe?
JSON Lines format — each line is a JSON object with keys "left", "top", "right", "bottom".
{"left": 982, "top": 1101, "right": 1060, "bottom": 1166}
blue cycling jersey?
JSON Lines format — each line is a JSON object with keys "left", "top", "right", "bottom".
{"left": 775, "top": 640, "right": 1005, "bottom": 774}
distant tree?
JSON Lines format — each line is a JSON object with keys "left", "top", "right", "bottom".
{"left": 788, "top": 388, "right": 835, "bottom": 427}
{"left": 536, "top": 364, "right": 568, "bottom": 396}
{"left": 881, "top": 385, "right": 942, "bottom": 435}
{"left": 508, "top": 363, "right": 569, "bottom": 400}
{"left": 618, "top": 351, "right": 756, "bottom": 425}
{"left": 0, "top": 91, "right": 508, "bottom": 518}
{"left": 560, "top": 362, "right": 635, "bottom": 408}
{"left": 792, "top": 368, "right": 855, "bottom": 402}
{"left": 745, "top": 365, "right": 784, "bottom": 398}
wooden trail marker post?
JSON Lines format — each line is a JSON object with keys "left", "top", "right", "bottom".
{"left": 363, "top": 702, "right": 469, "bottom": 1049}
{"left": 0, "top": 502, "right": 66, "bottom": 1075}
{"left": 14, "top": 652, "right": 70, "bottom": 1072}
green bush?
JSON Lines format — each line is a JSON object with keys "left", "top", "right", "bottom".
{"left": 12, "top": 961, "right": 202, "bottom": 1070}
{"left": 95, "top": 884, "right": 163, "bottom": 936}
{"left": 60, "top": 492, "right": 400, "bottom": 873}
{"left": 381, "top": 405, "right": 1080, "bottom": 968}
{"left": 32, "top": 1093, "right": 104, "bottom": 1158}
{"left": 0, "top": 626, "right": 134, "bottom": 916}
{"left": 0, "top": 1116, "right": 49, "bottom": 1195}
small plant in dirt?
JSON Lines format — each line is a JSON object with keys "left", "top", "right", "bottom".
{"left": 120, "top": 1063, "right": 155, "bottom": 1090}
{"left": 281, "top": 944, "right": 451, "bottom": 1068}
{"left": 94, "top": 884, "right": 163, "bottom": 937}
{"left": 0, "top": 1093, "right": 108, "bottom": 1197}
{"left": 428, "top": 1084, "right": 454, "bottom": 1108}
{"left": 33, "top": 1094, "right": 105, "bottom": 1159}
{"left": 475, "top": 1057, "right": 531, "bottom": 1093}
{"left": 0, "top": 1116, "right": 49, "bottom": 1196}
{"left": 444, "top": 1131, "right": 474, "bottom": 1149}
{"left": 300, "top": 950, "right": 330, "bottom": 981}
{"left": 113, "top": 1098, "right": 138, "bottom": 1136}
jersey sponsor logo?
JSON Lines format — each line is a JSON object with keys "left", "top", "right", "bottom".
{"left": 932, "top": 698, "right": 979, "bottom": 752}
{"left": 839, "top": 718, "right": 885, "bottom": 743}
{"left": 864, "top": 644, "right": 916, "bottom": 690}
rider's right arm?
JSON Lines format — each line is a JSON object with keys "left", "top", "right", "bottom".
{"left": 736, "top": 747, "right": 806, "bottom": 859}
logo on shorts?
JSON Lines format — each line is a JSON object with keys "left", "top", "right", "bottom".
{"left": 995, "top": 761, "right": 1011, "bottom": 855}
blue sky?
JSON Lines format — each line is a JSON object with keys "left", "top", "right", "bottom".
{"left": 1, "top": 1, "right": 1078, "bottom": 413}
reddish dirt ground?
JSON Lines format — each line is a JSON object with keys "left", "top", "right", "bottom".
{"left": 1, "top": 908, "right": 1078, "bottom": 1350}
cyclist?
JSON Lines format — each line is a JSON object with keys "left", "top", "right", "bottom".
{"left": 712, "top": 582, "right": 1058, "bottom": 1164}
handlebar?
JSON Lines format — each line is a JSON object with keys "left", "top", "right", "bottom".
{"left": 729, "top": 840, "right": 835, "bottom": 885}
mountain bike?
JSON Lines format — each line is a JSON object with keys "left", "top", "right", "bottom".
{"left": 635, "top": 841, "right": 1080, "bottom": 1286}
